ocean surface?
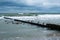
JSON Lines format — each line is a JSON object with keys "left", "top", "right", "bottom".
{"left": 0, "top": 13, "right": 60, "bottom": 40}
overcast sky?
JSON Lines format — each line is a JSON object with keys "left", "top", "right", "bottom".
{"left": 0, "top": 0, "right": 60, "bottom": 13}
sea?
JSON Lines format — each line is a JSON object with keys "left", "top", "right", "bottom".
{"left": 0, "top": 13, "right": 60, "bottom": 40}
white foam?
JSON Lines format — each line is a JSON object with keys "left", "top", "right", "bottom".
{"left": 3, "top": 15, "right": 60, "bottom": 25}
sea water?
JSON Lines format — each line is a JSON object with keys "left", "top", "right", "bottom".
{"left": 0, "top": 14, "right": 60, "bottom": 40}
{"left": 0, "top": 19, "right": 59, "bottom": 40}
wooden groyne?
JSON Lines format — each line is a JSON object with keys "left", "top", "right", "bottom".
{"left": 4, "top": 17, "right": 60, "bottom": 31}
{"left": 14, "top": 19, "right": 60, "bottom": 31}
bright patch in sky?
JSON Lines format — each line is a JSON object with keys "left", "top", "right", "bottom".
{"left": 0, "top": 0, "right": 60, "bottom": 13}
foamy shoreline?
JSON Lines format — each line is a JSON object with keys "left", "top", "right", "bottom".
{"left": 0, "top": 14, "right": 60, "bottom": 25}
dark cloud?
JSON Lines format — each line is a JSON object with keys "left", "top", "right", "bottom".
{"left": 0, "top": 0, "right": 60, "bottom": 13}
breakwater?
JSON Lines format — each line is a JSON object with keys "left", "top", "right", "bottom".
{"left": 4, "top": 17, "right": 60, "bottom": 31}
{"left": 14, "top": 19, "right": 60, "bottom": 31}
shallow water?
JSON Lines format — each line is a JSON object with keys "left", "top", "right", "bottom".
{"left": 0, "top": 19, "right": 60, "bottom": 40}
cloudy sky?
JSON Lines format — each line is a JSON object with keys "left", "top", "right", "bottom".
{"left": 0, "top": 0, "right": 60, "bottom": 13}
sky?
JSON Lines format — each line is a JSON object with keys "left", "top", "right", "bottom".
{"left": 0, "top": 0, "right": 60, "bottom": 13}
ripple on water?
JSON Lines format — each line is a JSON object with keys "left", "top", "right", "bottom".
{"left": 0, "top": 19, "right": 60, "bottom": 40}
